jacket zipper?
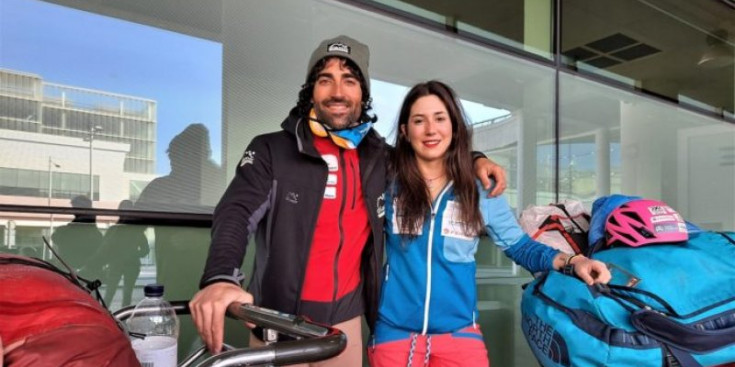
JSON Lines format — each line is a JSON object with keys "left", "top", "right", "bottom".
{"left": 332, "top": 150, "right": 348, "bottom": 319}
{"left": 289, "top": 117, "right": 381, "bottom": 321}
{"left": 421, "top": 182, "right": 453, "bottom": 335}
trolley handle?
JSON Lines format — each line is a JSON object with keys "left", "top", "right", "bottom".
{"left": 113, "top": 300, "right": 347, "bottom": 367}
{"left": 226, "top": 302, "right": 332, "bottom": 338}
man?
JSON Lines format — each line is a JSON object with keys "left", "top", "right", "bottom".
{"left": 190, "top": 35, "right": 506, "bottom": 366}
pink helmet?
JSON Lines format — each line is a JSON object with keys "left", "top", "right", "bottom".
{"left": 605, "top": 199, "right": 688, "bottom": 248}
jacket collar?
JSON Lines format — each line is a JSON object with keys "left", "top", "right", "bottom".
{"left": 281, "top": 107, "right": 320, "bottom": 159}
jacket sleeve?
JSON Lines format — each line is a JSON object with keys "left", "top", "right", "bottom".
{"left": 199, "top": 136, "right": 274, "bottom": 288}
{"left": 480, "top": 186, "right": 559, "bottom": 273}
{"left": 471, "top": 151, "right": 487, "bottom": 161}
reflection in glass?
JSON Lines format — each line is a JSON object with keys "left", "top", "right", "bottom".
{"left": 0, "top": 0, "right": 223, "bottom": 213}
{"left": 137, "top": 124, "right": 224, "bottom": 213}
{"left": 559, "top": 74, "right": 734, "bottom": 231}
{"left": 51, "top": 195, "right": 104, "bottom": 279}
{"left": 91, "top": 200, "right": 150, "bottom": 307}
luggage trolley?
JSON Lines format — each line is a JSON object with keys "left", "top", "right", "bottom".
{"left": 114, "top": 301, "right": 347, "bottom": 367}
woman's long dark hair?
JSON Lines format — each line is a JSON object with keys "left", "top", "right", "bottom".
{"left": 296, "top": 57, "right": 377, "bottom": 125}
{"left": 391, "top": 80, "right": 484, "bottom": 237}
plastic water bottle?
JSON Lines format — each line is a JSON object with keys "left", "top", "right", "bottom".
{"left": 126, "top": 284, "right": 179, "bottom": 367}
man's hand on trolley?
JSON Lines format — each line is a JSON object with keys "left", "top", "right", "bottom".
{"left": 190, "top": 282, "right": 253, "bottom": 354}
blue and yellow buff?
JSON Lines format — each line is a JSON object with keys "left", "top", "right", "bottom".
{"left": 308, "top": 109, "right": 372, "bottom": 150}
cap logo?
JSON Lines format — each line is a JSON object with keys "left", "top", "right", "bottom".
{"left": 327, "top": 42, "right": 350, "bottom": 54}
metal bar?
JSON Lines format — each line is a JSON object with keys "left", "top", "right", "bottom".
{"left": 113, "top": 301, "right": 347, "bottom": 367}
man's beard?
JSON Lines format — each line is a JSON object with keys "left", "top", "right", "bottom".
{"left": 313, "top": 98, "right": 361, "bottom": 130}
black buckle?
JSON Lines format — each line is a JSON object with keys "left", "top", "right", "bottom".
{"left": 252, "top": 326, "right": 297, "bottom": 343}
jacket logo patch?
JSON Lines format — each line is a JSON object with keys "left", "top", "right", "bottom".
{"left": 240, "top": 150, "right": 255, "bottom": 166}
{"left": 327, "top": 42, "right": 350, "bottom": 54}
{"left": 441, "top": 201, "right": 473, "bottom": 240}
{"left": 285, "top": 191, "right": 299, "bottom": 204}
{"left": 523, "top": 313, "right": 571, "bottom": 367}
{"left": 322, "top": 154, "right": 339, "bottom": 172}
{"left": 324, "top": 186, "right": 336, "bottom": 200}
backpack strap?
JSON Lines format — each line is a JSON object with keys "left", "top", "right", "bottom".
{"left": 630, "top": 308, "right": 735, "bottom": 354}
{"left": 598, "top": 281, "right": 735, "bottom": 364}
{"left": 552, "top": 203, "right": 589, "bottom": 234}
{"left": 719, "top": 232, "right": 735, "bottom": 245}
{"left": 605, "top": 284, "right": 679, "bottom": 316}
{"left": 534, "top": 219, "right": 584, "bottom": 254}
{"left": 664, "top": 345, "right": 704, "bottom": 367}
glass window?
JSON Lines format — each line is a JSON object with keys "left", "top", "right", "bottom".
{"left": 364, "top": 0, "right": 554, "bottom": 59}
{"left": 559, "top": 73, "right": 735, "bottom": 231}
{"left": 2, "top": 1, "right": 733, "bottom": 365}
{"left": 1, "top": 0, "right": 223, "bottom": 213}
{"left": 562, "top": 0, "right": 734, "bottom": 117}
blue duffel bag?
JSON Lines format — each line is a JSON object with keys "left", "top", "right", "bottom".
{"left": 521, "top": 230, "right": 735, "bottom": 367}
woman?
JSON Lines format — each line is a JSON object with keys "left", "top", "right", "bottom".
{"left": 369, "top": 81, "right": 610, "bottom": 367}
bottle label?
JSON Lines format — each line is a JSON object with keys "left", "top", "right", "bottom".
{"left": 131, "top": 335, "right": 177, "bottom": 367}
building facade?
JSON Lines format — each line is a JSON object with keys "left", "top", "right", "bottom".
{"left": 0, "top": 68, "right": 157, "bottom": 203}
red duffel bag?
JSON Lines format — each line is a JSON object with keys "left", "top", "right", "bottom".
{"left": 0, "top": 254, "right": 139, "bottom": 366}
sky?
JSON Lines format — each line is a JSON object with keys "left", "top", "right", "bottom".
{"left": 0, "top": 0, "right": 508, "bottom": 174}
{"left": 1, "top": 0, "right": 223, "bottom": 174}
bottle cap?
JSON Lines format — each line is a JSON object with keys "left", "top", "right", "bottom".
{"left": 144, "top": 284, "right": 164, "bottom": 297}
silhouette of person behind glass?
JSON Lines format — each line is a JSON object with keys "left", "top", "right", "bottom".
{"left": 51, "top": 195, "right": 104, "bottom": 279}
{"left": 96, "top": 200, "right": 150, "bottom": 307}
{"left": 138, "top": 123, "right": 222, "bottom": 214}
{"left": 136, "top": 123, "right": 224, "bottom": 353}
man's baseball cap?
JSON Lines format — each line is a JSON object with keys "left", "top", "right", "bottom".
{"left": 306, "top": 35, "right": 370, "bottom": 90}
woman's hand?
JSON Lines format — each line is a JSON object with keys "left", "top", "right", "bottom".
{"left": 570, "top": 256, "right": 612, "bottom": 285}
